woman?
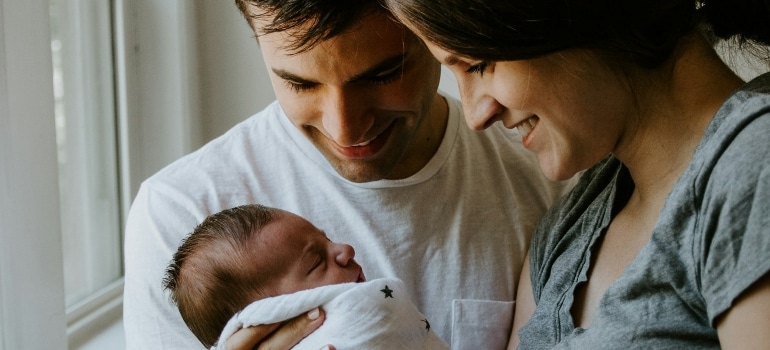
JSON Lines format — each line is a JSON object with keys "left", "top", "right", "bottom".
{"left": 385, "top": 0, "right": 770, "bottom": 348}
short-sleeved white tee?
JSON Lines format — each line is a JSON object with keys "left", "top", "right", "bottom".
{"left": 123, "top": 95, "right": 570, "bottom": 349}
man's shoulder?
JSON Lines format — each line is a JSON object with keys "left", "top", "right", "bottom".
{"left": 144, "top": 101, "right": 288, "bottom": 187}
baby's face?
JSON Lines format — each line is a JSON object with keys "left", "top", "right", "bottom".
{"left": 251, "top": 210, "right": 366, "bottom": 296}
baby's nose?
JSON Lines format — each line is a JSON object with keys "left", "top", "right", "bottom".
{"left": 334, "top": 243, "right": 356, "bottom": 266}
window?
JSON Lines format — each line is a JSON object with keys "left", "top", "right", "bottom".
{"left": 48, "top": 1, "right": 126, "bottom": 348}
{"left": 2, "top": 1, "right": 263, "bottom": 348}
{"left": 49, "top": 0, "right": 123, "bottom": 309}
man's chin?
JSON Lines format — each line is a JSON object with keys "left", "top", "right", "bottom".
{"left": 334, "top": 167, "right": 390, "bottom": 183}
{"left": 325, "top": 158, "right": 398, "bottom": 183}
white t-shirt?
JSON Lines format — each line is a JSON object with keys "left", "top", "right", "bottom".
{"left": 123, "top": 95, "right": 571, "bottom": 349}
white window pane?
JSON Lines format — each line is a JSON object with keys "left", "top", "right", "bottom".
{"left": 50, "top": 0, "right": 123, "bottom": 307}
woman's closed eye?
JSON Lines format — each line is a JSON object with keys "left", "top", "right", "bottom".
{"left": 465, "top": 61, "right": 489, "bottom": 76}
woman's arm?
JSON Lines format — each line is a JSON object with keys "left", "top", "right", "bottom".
{"left": 508, "top": 252, "right": 536, "bottom": 350}
{"left": 716, "top": 272, "right": 770, "bottom": 349}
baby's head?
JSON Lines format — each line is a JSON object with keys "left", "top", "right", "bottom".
{"left": 163, "top": 204, "right": 365, "bottom": 347}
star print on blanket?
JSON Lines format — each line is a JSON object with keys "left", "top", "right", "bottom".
{"left": 213, "top": 278, "right": 449, "bottom": 349}
{"left": 380, "top": 285, "right": 394, "bottom": 298}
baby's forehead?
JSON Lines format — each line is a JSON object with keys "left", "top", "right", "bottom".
{"left": 238, "top": 211, "right": 328, "bottom": 276}
{"left": 251, "top": 210, "right": 327, "bottom": 247}
{"left": 272, "top": 210, "right": 327, "bottom": 233}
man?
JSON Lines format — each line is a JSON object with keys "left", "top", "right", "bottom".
{"left": 123, "top": 1, "right": 569, "bottom": 349}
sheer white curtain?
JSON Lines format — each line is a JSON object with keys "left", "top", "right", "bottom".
{"left": 0, "top": 1, "right": 68, "bottom": 349}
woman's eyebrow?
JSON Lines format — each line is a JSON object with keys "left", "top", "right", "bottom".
{"left": 446, "top": 55, "right": 463, "bottom": 66}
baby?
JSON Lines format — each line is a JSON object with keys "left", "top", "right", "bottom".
{"left": 163, "top": 204, "right": 448, "bottom": 349}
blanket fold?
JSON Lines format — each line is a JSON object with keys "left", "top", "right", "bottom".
{"left": 213, "top": 278, "right": 449, "bottom": 349}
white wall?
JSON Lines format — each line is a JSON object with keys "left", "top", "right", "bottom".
{"left": 196, "top": 1, "right": 276, "bottom": 141}
{"left": 716, "top": 41, "right": 770, "bottom": 81}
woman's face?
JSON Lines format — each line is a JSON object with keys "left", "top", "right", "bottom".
{"left": 424, "top": 42, "right": 636, "bottom": 181}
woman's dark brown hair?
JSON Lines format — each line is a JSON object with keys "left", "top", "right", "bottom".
{"left": 384, "top": 0, "right": 770, "bottom": 67}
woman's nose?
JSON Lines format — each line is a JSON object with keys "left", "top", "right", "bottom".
{"left": 333, "top": 243, "right": 356, "bottom": 266}
{"left": 463, "top": 95, "right": 505, "bottom": 131}
{"left": 458, "top": 80, "right": 504, "bottom": 131}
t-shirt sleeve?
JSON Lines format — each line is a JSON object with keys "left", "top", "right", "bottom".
{"left": 124, "top": 182, "right": 208, "bottom": 349}
{"left": 700, "top": 150, "right": 770, "bottom": 326}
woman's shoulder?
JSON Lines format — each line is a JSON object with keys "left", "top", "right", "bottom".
{"left": 698, "top": 73, "right": 770, "bottom": 182}
{"left": 715, "top": 72, "right": 770, "bottom": 126}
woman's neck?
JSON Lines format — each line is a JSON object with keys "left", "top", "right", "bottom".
{"left": 614, "top": 33, "right": 745, "bottom": 206}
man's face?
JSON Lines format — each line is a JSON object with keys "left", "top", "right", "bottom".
{"left": 255, "top": 10, "right": 445, "bottom": 182}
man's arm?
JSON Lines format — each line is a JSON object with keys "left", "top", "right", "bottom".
{"left": 123, "top": 184, "right": 206, "bottom": 349}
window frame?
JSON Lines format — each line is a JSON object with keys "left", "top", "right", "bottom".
{"left": 51, "top": 0, "right": 123, "bottom": 310}
{"left": 64, "top": 0, "right": 204, "bottom": 346}
{"left": 1, "top": 0, "right": 203, "bottom": 348}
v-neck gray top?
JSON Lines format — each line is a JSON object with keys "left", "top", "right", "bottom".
{"left": 518, "top": 73, "right": 770, "bottom": 349}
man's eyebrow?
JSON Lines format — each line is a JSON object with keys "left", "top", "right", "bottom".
{"left": 272, "top": 68, "right": 316, "bottom": 84}
{"left": 270, "top": 53, "right": 407, "bottom": 85}
{"left": 347, "top": 54, "right": 406, "bottom": 82}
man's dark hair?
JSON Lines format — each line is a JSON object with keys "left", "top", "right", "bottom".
{"left": 234, "top": 0, "right": 384, "bottom": 54}
{"left": 163, "top": 204, "right": 277, "bottom": 348}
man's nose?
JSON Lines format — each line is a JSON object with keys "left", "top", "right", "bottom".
{"left": 321, "top": 88, "right": 374, "bottom": 146}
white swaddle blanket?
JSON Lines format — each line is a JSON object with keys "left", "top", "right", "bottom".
{"left": 213, "top": 277, "right": 449, "bottom": 349}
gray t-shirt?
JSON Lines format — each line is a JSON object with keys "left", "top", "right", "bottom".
{"left": 518, "top": 73, "right": 770, "bottom": 349}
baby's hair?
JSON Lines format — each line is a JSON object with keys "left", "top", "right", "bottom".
{"left": 163, "top": 204, "right": 277, "bottom": 348}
